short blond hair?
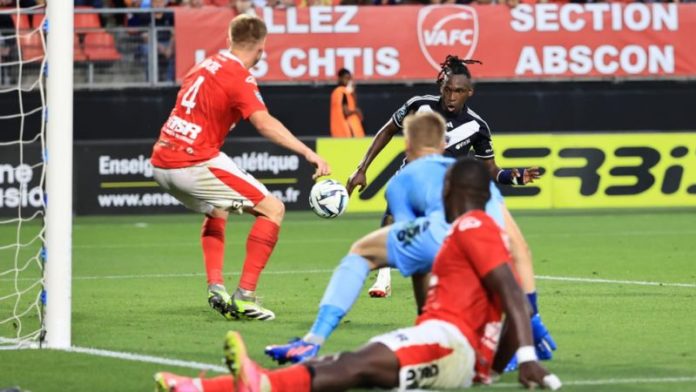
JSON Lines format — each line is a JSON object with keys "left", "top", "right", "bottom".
{"left": 228, "top": 14, "right": 267, "bottom": 48}
{"left": 403, "top": 112, "right": 446, "bottom": 149}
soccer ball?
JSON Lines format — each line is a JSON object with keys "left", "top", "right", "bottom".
{"left": 309, "top": 179, "right": 349, "bottom": 219}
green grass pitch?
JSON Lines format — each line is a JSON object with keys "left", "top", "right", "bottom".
{"left": 1, "top": 210, "right": 695, "bottom": 391}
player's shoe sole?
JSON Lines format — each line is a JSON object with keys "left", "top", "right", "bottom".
{"left": 154, "top": 372, "right": 173, "bottom": 392}
{"left": 208, "top": 289, "right": 238, "bottom": 321}
{"left": 224, "top": 331, "right": 269, "bottom": 392}
{"left": 368, "top": 283, "right": 392, "bottom": 298}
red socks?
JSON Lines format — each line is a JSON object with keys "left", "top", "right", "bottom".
{"left": 239, "top": 218, "right": 280, "bottom": 291}
{"left": 197, "top": 365, "right": 310, "bottom": 392}
{"left": 201, "top": 216, "right": 226, "bottom": 285}
{"left": 200, "top": 375, "right": 234, "bottom": 392}
{"left": 202, "top": 216, "right": 279, "bottom": 290}
{"left": 266, "top": 365, "right": 312, "bottom": 392}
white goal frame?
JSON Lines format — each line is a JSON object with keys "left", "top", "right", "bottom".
{"left": 43, "top": 0, "right": 74, "bottom": 349}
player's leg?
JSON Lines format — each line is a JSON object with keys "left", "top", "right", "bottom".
{"left": 153, "top": 166, "right": 240, "bottom": 320}
{"left": 369, "top": 209, "right": 394, "bottom": 298}
{"left": 305, "top": 343, "right": 399, "bottom": 391}
{"left": 221, "top": 194, "right": 284, "bottom": 321}
{"left": 204, "top": 153, "right": 282, "bottom": 321}
{"left": 203, "top": 208, "right": 235, "bottom": 320}
{"left": 154, "top": 372, "right": 232, "bottom": 392}
{"left": 265, "top": 227, "right": 390, "bottom": 364}
{"left": 501, "top": 205, "right": 556, "bottom": 363}
{"left": 232, "top": 330, "right": 398, "bottom": 392}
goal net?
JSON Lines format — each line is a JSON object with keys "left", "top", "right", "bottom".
{"left": 0, "top": 4, "right": 47, "bottom": 349}
{"left": 0, "top": 2, "right": 72, "bottom": 349}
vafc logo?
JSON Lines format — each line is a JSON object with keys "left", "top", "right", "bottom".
{"left": 417, "top": 5, "right": 479, "bottom": 71}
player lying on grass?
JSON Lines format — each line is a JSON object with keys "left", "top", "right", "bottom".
{"left": 348, "top": 56, "right": 540, "bottom": 304}
{"left": 264, "top": 112, "right": 554, "bottom": 366}
{"left": 154, "top": 158, "right": 562, "bottom": 392}
{"left": 150, "top": 15, "right": 330, "bottom": 321}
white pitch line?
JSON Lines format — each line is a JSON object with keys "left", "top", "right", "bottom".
{"left": 70, "top": 268, "right": 335, "bottom": 281}
{"left": 2, "top": 270, "right": 695, "bottom": 288}
{"left": 491, "top": 376, "right": 696, "bottom": 388}
{"left": 0, "top": 269, "right": 336, "bottom": 282}
{"left": 65, "top": 345, "right": 228, "bottom": 373}
{"left": 536, "top": 275, "right": 696, "bottom": 288}
{"left": 65, "top": 229, "right": 696, "bottom": 249}
{"left": 72, "top": 238, "right": 352, "bottom": 249}
{"left": 6, "top": 340, "right": 696, "bottom": 388}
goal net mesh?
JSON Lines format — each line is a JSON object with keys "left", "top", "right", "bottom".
{"left": 0, "top": 4, "right": 48, "bottom": 349}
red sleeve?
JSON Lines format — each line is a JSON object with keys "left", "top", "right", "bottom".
{"left": 228, "top": 73, "right": 267, "bottom": 119}
{"left": 455, "top": 215, "right": 511, "bottom": 278}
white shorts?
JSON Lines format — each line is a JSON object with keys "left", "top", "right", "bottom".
{"left": 153, "top": 152, "right": 269, "bottom": 215}
{"left": 370, "top": 320, "right": 475, "bottom": 391}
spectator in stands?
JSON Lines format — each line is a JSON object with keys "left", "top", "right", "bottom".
{"left": 263, "top": 0, "right": 281, "bottom": 7}
{"left": 278, "top": 0, "right": 296, "bottom": 8}
{"left": 340, "top": 0, "right": 373, "bottom": 5}
{"left": 232, "top": 0, "right": 257, "bottom": 16}
{"left": 183, "top": 0, "right": 205, "bottom": 7}
{"left": 330, "top": 68, "right": 365, "bottom": 138}
{"left": 299, "top": 0, "right": 337, "bottom": 6}
{"left": 0, "top": 1, "right": 13, "bottom": 66}
{"left": 75, "top": 0, "right": 105, "bottom": 7}
{"left": 128, "top": 0, "right": 175, "bottom": 82}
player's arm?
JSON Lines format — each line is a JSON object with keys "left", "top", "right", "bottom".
{"left": 482, "top": 264, "right": 552, "bottom": 388}
{"left": 472, "top": 128, "right": 540, "bottom": 185}
{"left": 346, "top": 119, "right": 400, "bottom": 195}
{"left": 411, "top": 272, "right": 430, "bottom": 315}
{"left": 384, "top": 176, "right": 416, "bottom": 222}
{"left": 249, "top": 110, "right": 330, "bottom": 179}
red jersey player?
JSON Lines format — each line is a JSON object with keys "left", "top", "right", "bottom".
{"left": 154, "top": 158, "right": 561, "bottom": 392}
{"left": 151, "top": 15, "right": 330, "bottom": 321}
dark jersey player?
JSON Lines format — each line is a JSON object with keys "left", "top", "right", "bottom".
{"left": 347, "top": 55, "right": 541, "bottom": 198}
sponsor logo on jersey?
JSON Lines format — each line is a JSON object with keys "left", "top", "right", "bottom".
{"left": 417, "top": 5, "right": 479, "bottom": 72}
{"left": 454, "top": 140, "right": 470, "bottom": 150}
{"left": 396, "top": 220, "right": 431, "bottom": 246}
{"left": 163, "top": 115, "right": 203, "bottom": 144}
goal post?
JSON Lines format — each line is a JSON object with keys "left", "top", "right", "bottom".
{"left": 44, "top": 0, "right": 74, "bottom": 349}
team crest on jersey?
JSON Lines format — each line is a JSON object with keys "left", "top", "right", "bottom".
{"left": 417, "top": 5, "right": 479, "bottom": 72}
{"left": 457, "top": 216, "right": 481, "bottom": 232}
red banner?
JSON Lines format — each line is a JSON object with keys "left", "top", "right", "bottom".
{"left": 175, "top": 4, "right": 696, "bottom": 82}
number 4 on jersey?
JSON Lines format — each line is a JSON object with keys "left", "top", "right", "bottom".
{"left": 181, "top": 75, "right": 205, "bottom": 114}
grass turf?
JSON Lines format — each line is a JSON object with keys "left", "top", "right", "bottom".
{"left": 1, "top": 210, "right": 695, "bottom": 391}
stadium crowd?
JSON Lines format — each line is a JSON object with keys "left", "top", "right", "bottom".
{"left": 75, "top": 0, "right": 696, "bottom": 8}
{"left": 3, "top": 0, "right": 691, "bottom": 11}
